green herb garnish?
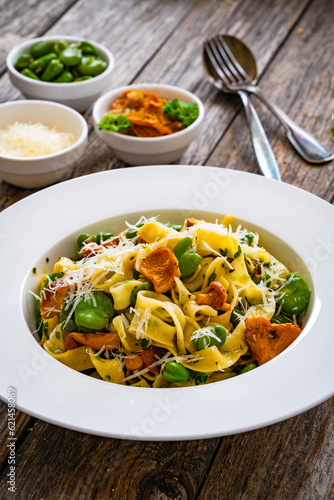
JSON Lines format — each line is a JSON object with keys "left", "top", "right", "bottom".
{"left": 234, "top": 246, "right": 242, "bottom": 259}
{"left": 239, "top": 230, "right": 255, "bottom": 245}
{"left": 141, "top": 338, "right": 150, "bottom": 349}
{"left": 163, "top": 99, "right": 199, "bottom": 127}
{"left": 98, "top": 114, "right": 132, "bottom": 133}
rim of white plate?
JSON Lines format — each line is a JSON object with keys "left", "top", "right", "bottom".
{"left": 0, "top": 165, "right": 333, "bottom": 440}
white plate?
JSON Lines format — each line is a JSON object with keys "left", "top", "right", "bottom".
{"left": 0, "top": 166, "right": 333, "bottom": 440}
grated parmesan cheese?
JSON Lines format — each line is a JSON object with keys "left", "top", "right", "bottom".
{"left": 0, "top": 121, "right": 75, "bottom": 158}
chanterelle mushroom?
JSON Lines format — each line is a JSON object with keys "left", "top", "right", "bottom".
{"left": 185, "top": 218, "right": 200, "bottom": 227}
{"left": 40, "top": 278, "right": 70, "bottom": 320}
{"left": 140, "top": 247, "right": 181, "bottom": 293}
{"left": 70, "top": 332, "right": 120, "bottom": 351}
{"left": 195, "top": 281, "right": 231, "bottom": 311}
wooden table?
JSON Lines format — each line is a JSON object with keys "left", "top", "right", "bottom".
{"left": 1, "top": 0, "right": 333, "bottom": 498}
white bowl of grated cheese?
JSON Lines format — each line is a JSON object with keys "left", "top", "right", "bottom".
{"left": 0, "top": 100, "right": 88, "bottom": 188}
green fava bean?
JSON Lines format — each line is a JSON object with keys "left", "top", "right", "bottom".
{"left": 162, "top": 362, "right": 189, "bottom": 383}
{"left": 54, "top": 70, "right": 74, "bottom": 83}
{"left": 29, "top": 52, "right": 58, "bottom": 74}
{"left": 75, "top": 292, "right": 114, "bottom": 331}
{"left": 78, "top": 55, "right": 107, "bottom": 76}
{"left": 173, "top": 237, "right": 201, "bottom": 277}
{"left": 173, "top": 237, "right": 192, "bottom": 259}
{"left": 59, "top": 46, "right": 82, "bottom": 67}
{"left": 74, "top": 75, "right": 93, "bottom": 82}
{"left": 71, "top": 66, "right": 82, "bottom": 78}
{"left": 130, "top": 281, "right": 154, "bottom": 307}
{"left": 30, "top": 40, "right": 55, "bottom": 58}
{"left": 192, "top": 325, "right": 227, "bottom": 351}
{"left": 77, "top": 233, "right": 94, "bottom": 247}
{"left": 15, "top": 54, "right": 34, "bottom": 71}
{"left": 271, "top": 312, "right": 293, "bottom": 325}
{"left": 95, "top": 232, "right": 114, "bottom": 244}
{"left": 41, "top": 59, "right": 64, "bottom": 81}
{"left": 60, "top": 301, "right": 78, "bottom": 332}
{"left": 125, "top": 222, "right": 144, "bottom": 239}
{"left": 54, "top": 40, "right": 68, "bottom": 55}
{"left": 80, "top": 41, "right": 96, "bottom": 55}
{"left": 279, "top": 273, "right": 311, "bottom": 315}
{"left": 21, "top": 68, "right": 40, "bottom": 80}
{"left": 179, "top": 251, "right": 201, "bottom": 278}
{"left": 166, "top": 223, "right": 182, "bottom": 231}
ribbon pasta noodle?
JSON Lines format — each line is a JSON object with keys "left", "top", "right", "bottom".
{"left": 34, "top": 216, "right": 310, "bottom": 387}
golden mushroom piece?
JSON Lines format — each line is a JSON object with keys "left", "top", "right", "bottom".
{"left": 140, "top": 247, "right": 181, "bottom": 293}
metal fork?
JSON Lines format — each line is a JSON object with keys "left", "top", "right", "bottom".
{"left": 203, "top": 39, "right": 281, "bottom": 181}
{"left": 209, "top": 35, "right": 334, "bottom": 164}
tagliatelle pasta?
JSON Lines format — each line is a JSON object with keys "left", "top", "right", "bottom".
{"left": 34, "top": 216, "right": 311, "bottom": 387}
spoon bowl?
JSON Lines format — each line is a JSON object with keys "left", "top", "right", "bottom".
{"left": 203, "top": 35, "right": 257, "bottom": 93}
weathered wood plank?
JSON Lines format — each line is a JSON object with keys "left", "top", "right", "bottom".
{"left": 197, "top": 399, "right": 334, "bottom": 500}
{"left": 0, "top": 0, "right": 78, "bottom": 73}
{"left": 207, "top": 0, "right": 334, "bottom": 201}
{"left": 0, "top": 420, "right": 219, "bottom": 499}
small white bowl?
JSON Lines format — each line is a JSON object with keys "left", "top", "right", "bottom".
{"left": 7, "top": 36, "right": 114, "bottom": 112}
{"left": 0, "top": 100, "right": 88, "bottom": 188}
{"left": 92, "top": 83, "right": 205, "bottom": 165}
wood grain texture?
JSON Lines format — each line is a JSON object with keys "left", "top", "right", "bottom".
{"left": 0, "top": 402, "right": 34, "bottom": 469}
{"left": 198, "top": 399, "right": 334, "bottom": 500}
{"left": 0, "top": 421, "right": 219, "bottom": 499}
{"left": 0, "top": 0, "right": 78, "bottom": 72}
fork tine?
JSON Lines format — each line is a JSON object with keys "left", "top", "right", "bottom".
{"left": 212, "top": 36, "right": 242, "bottom": 83}
{"left": 208, "top": 38, "right": 236, "bottom": 84}
{"left": 205, "top": 39, "right": 234, "bottom": 87}
{"left": 203, "top": 41, "right": 221, "bottom": 82}
{"left": 204, "top": 40, "right": 227, "bottom": 83}
{"left": 216, "top": 35, "right": 251, "bottom": 82}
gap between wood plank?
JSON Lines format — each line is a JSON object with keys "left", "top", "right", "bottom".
{"left": 128, "top": 0, "right": 202, "bottom": 86}
{"left": 255, "top": 0, "right": 315, "bottom": 87}
{"left": 193, "top": 437, "right": 223, "bottom": 499}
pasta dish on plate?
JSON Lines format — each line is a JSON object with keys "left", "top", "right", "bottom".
{"left": 33, "top": 216, "right": 311, "bottom": 387}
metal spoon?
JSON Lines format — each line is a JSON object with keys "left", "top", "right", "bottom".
{"left": 210, "top": 34, "right": 334, "bottom": 164}
{"left": 203, "top": 39, "right": 281, "bottom": 181}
